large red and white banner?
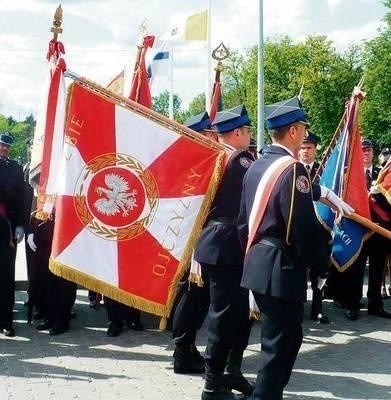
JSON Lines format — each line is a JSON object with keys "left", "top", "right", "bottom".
{"left": 50, "top": 82, "right": 225, "bottom": 317}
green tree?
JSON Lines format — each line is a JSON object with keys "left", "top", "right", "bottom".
{"left": 152, "top": 90, "right": 189, "bottom": 123}
{"left": 359, "top": 0, "right": 391, "bottom": 150}
{"left": 0, "top": 113, "right": 35, "bottom": 164}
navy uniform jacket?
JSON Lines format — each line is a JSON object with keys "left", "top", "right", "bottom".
{"left": 194, "top": 149, "right": 254, "bottom": 266}
{"left": 238, "top": 146, "right": 329, "bottom": 303}
{"left": 0, "top": 157, "right": 25, "bottom": 231}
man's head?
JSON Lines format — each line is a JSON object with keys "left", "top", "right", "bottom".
{"left": 299, "top": 131, "right": 319, "bottom": 164}
{"left": 265, "top": 97, "right": 310, "bottom": 153}
{"left": 0, "top": 132, "right": 14, "bottom": 159}
{"left": 212, "top": 105, "right": 252, "bottom": 150}
{"left": 361, "top": 139, "right": 374, "bottom": 168}
{"left": 379, "top": 147, "right": 390, "bottom": 166}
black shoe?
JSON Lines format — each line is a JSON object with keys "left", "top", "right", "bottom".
{"left": 36, "top": 320, "right": 53, "bottom": 331}
{"left": 223, "top": 373, "right": 254, "bottom": 396}
{"left": 311, "top": 312, "right": 330, "bottom": 324}
{"left": 49, "top": 325, "right": 69, "bottom": 335}
{"left": 346, "top": 309, "right": 359, "bottom": 321}
{"left": 126, "top": 320, "right": 144, "bottom": 331}
{"left": 2, "top": 326, "right": 15, "bottom": 337}
{"left": 174, "top": 356, "right": 205, "bottom": 374}
{"left": 201, "top": 388, "right": 240, "bottom": 400}
{"left": 173, "top": 347, "right": 205, "bottom": 374}
{"left": 368, "top": 308, "right": 391, "bottom": 319}
{"left": 107, "top": 321, "right": 124, "bottom": 337}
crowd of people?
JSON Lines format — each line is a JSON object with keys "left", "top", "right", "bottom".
{"left": 0, "top": 96, "right": 390, "bottom": 399}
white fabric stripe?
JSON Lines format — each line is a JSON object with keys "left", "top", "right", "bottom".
{"left": 115, "top": 105, "right": 178, "bottom": 168}
{"left": 55, "top": 226, "right": 119, "bottom": 286}
{"left": 43, "top": 69, "right": 66, "bottom": 213}
{"left": 147, "top": 195, "right": 204, "bottom": 261}
{"left": 56, "top": 141, "right": 87, "bottom": 196}
{"left": 248, "top": 156, "right": 293, "bottom": 235}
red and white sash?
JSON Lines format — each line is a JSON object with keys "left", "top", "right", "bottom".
{"left": 246, "top": 155, "right": 296, "bottom": 254}
{"left": 246, "top": 155, "right": 296, "bottom": 319}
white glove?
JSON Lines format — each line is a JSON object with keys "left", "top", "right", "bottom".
{"left": 14, "top": 225, "right": 24, "bottom": 244}
{"left": 27, "top": 233, "right": 37, "bottom": 252}
{"left": 317, "top": 277, "right": 327, "bottom": 290}
{"left": 320, "top": 186, "right": 354, "bottom": 216}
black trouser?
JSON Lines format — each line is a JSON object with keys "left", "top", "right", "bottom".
{"left": 202, "top": 263, "right": 252, "bottom": 372}
{"left": 0, "top": 217, "right": 14, "bottom": 328}
{"left": 333, "top": 247, "right": 367, "bottom": 311}
{"left": 34, "top": 220, "right": 76, "bottom": 326}
{"left": 105, "top": 297, "right": 140, "bottom": 324}
{"left": 310, "top": 270, "right": 323, "bottom": 316}
{"left": 172, "top": 279, "right": 210, "bottom": 347}
{"left": 253, "top": 292, "right": 304, "bottom": 400}
{"left": 367, "top": 233, "right": 389, "bottom": 311}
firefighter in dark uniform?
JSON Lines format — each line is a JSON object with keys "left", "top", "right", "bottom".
{"left": 172, "top": 112, "right": 216, "bottom": 375}
{"left": 238, "top": 98, "right": 331, "bottom": 399}
{"left": 329, "top": 139, "right": 391, "bottom": 320}
{"left": 0, "top": 132, "right": 25, "bottom": 337}
{"left": 298, "top": 131, "right": 330, "bottom": 324}
{"left": 27, "top": 193, "right": 77, "bottom": 335}
{"left": 196, "top": 105, "right": 255, "bottom": 400}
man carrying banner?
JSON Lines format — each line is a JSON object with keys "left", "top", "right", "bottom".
{"left": 195, "top": 105, "right": 255, "bottom": 400}
{"left": 238, "top": 97, "right": 350, "bottom": 399}
{"left": 363, "top": 140, "right": 391, "bottom": 318}
{"left": 0, "top": 132, "right": 25, "bottom": 337}
{"left": 172, "top": 112, "right": 215, "bottom": 374}
{"left": 298, "top": 132, "right": 330, "bottom": 324}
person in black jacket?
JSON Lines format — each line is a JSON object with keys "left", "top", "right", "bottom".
{"left": 329, "top": 139, "right": 391, "bottom": 320}
{"left": 171, "top": 112, "right": 215, "bottom": 375}
{"left": 196, "top": 105, "right": 255, "bottom": 400}
{"left": 0, "top": 132, "right": 25, "bottom": 337}
{"left": 238, "top": 97, "right": 331, "bottom": 400}
{"left": 298, "top": 131, "right": 330, "bottom": 324}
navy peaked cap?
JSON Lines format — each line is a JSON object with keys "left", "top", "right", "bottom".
{"left": 0, "top": 132, "right": 14, "bottom": 146}
{"left": 361, "top": 139, "right": 373, "bottom": 148}
{"left": 212, "top": 104, "right": 251, "bottom": 133}
{"left": 185, "top": 111, "right": 212, "bottom": 132}
{"left": 265, "top": 96, "right": 310, "bottom": 129}
{"left": 303, "top": 131, "right": 320, "bottom": 145}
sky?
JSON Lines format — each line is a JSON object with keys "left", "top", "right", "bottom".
{"left": 0, "top": 0, "right": 387, "bottom": 120}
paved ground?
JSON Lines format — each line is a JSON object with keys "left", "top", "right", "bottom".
{"left": 1, "top": 244, "right": 390, "bottom": 400}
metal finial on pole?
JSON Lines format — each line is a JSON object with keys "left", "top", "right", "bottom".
{"left": 51, "top": 5, "right": 63, "bottom": 40}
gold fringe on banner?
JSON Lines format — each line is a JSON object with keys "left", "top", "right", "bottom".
{"left": 50, "top": 259, "right": 169, "bottom": 317}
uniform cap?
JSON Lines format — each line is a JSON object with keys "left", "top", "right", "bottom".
{"left": 303, "top": 131, "right": 320, "bottom": 145}
{"left": 265, "top": 96, "right": 310, "bottom": 129}
{"left": 0, "top": 132, "right": 14, "bottom": 146}
{"left": 212, "top": 104, "right": 251, "bottom": 133}
{"left": 380, "top": 147, "right": 390, "bottom": 156}
{"left": 361, "top": 139, "right": 373, "bottom": 148}
{"left": 184, "top": 111, "right": 212, "bottom": 133}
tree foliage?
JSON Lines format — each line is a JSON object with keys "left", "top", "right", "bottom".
{"left": 359, "top": 0, "right": 391, "bottom": 150}
{"left": 152, "top": 90, "right": 190, "bottom": 124}
{"left": 0, "top": 113, "right": 35, "bottom": 164}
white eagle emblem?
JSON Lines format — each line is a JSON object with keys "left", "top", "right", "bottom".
{"left": 94, "top": 173, "right": 138, "bottom": 217}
